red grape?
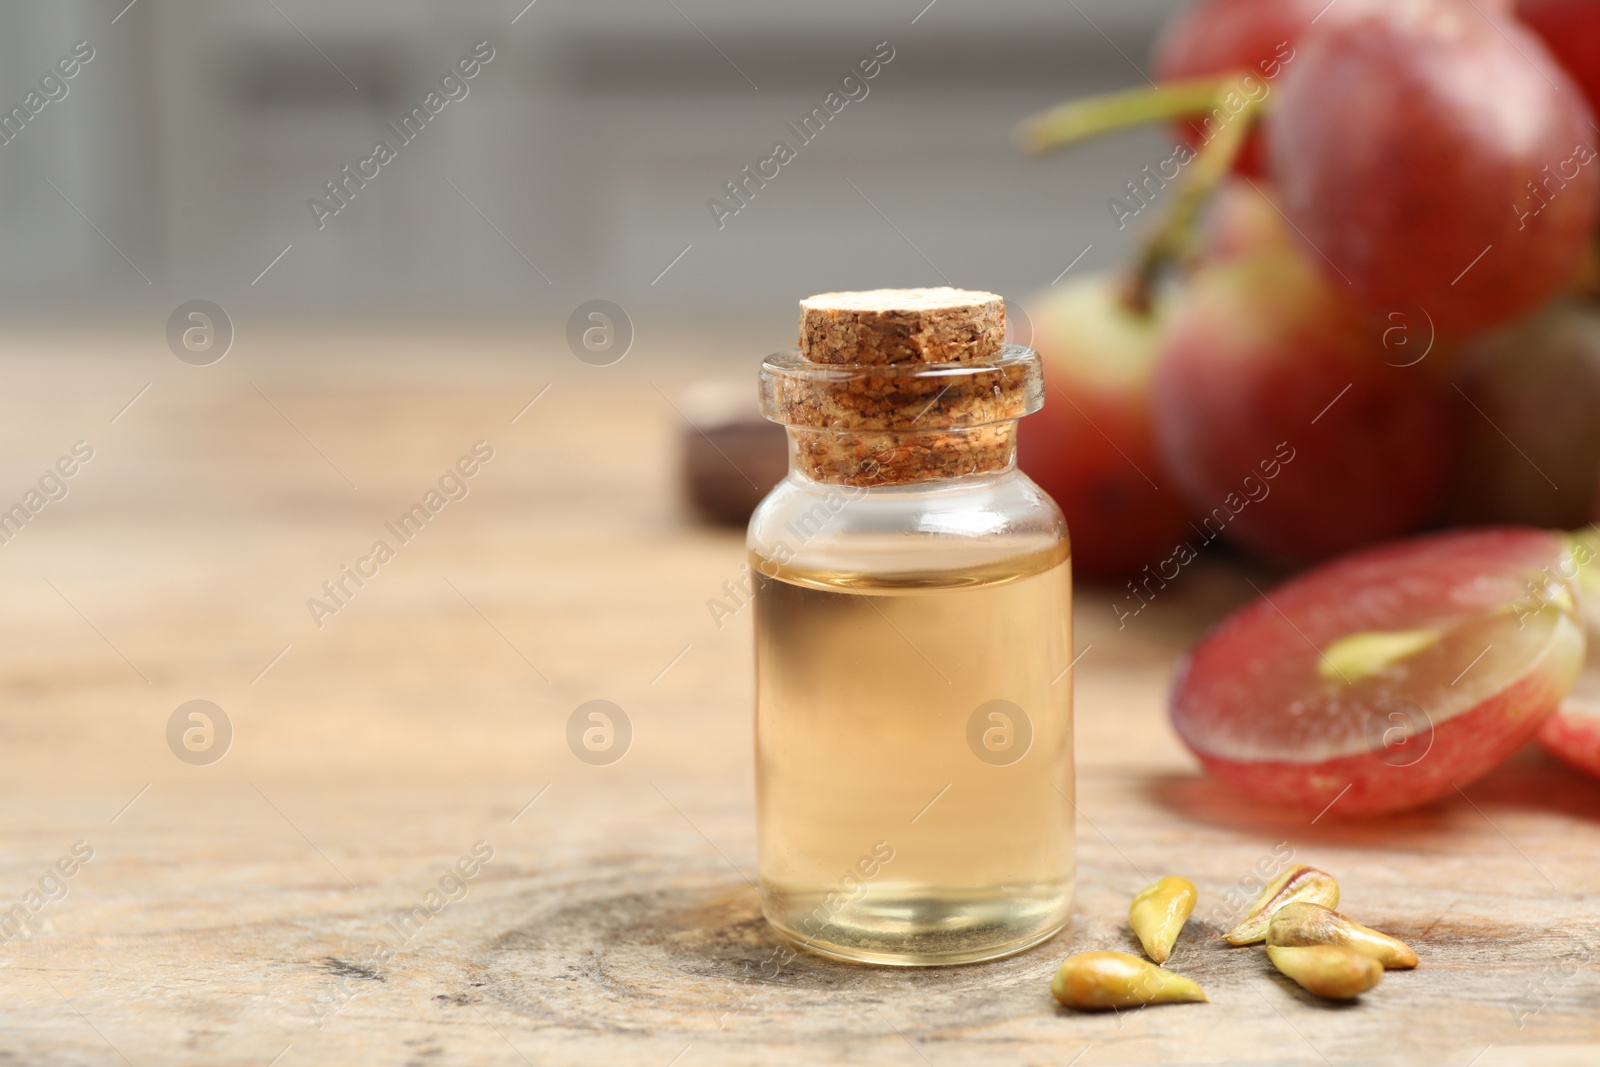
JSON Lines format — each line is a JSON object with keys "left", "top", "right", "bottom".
{"left": 1152, "top": 0, "right": 1331, "bottom": 79}
{"left": 1445, "top": 298, "right": 1600, "bottom": 528}
{"left": 1018, "top": 274, "right": 1195, "bottom": 582}
{"left": 1516, "top": 0, "right": 1600, "bottom": 120}
{"left": 1150, "top": 0, "right": 1338, "bottom": 176}
{"left": 1199, "top": 177, "right": 1295, "bottom": 262}
{"left": 1151, "top": 246, "right": 1456, "bottom": 566}
{"left": 1172, "top": 528, "right": 1586, "bottom": 815}
{"left": 1267, "top": 0, "right": 1600, "bottom": 336}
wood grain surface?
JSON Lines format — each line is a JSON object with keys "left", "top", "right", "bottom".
{"left": 0, "top": 322, "right": 1597, "bottom": 1066}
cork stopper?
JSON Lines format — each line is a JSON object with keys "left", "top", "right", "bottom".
{"left": 761, "top": 288, "right": 1042, "bottom": 487}
{"left": 799, "top": 288, "right": 1007, "bottom": 365}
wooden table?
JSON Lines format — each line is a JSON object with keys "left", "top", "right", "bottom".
{"left": 2, "top": 322, "right": 1597, "bottom": 1065}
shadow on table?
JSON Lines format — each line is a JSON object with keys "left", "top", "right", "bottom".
{"left": 475, "top": 874, "right": 1080, "bottom": 1036}
{"left": 1144, "top": 745, "right": 1600, "bottom": 845}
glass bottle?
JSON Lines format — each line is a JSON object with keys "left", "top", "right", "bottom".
{"left": 749, "top": 337, "right": 1074, "bottom": 966}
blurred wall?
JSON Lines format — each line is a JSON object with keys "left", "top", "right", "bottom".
{"left": 0, "top": 0, "right": 1184, "bottom": 317}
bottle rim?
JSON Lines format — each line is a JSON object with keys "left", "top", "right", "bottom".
{"left": 757, "top": 342, "right": 1043, "bottom": 431}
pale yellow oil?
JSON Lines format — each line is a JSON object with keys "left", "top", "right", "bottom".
{"left": 753, "top": 543, "right": 1074, "bottom": 965}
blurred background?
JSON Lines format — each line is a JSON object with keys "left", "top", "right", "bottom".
{"left": 0, "top": 0, "right": 1233, "bottom": 797}
{"left": 0, "top": 0, "right": 1181, "bottom": 318}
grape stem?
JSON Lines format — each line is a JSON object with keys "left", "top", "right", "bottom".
{"left": 1121, "top": 97, "right": 1262, "bottom": 316}
{"left": 1017, "top": 77, "right": 1236, "bottom": 155}
{"left": 1017, "top": 75, "right": 1263, "bottom": 317}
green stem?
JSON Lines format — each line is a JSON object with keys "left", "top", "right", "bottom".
{"left": 1121, "top": 97, "right": 1262, "bottom": 315}
{"left": 1017, "top": 76, "right": 1234, "bottom": 155}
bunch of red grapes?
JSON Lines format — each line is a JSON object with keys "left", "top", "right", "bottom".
{"left": 1018, "top": 0, "right": 1600, "bottom": 814}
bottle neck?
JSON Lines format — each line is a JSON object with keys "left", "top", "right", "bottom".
{"left": 785, "top": 422, "right": 1020, "bottom": 487}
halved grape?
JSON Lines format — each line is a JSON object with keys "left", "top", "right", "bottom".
{"left": 1171, "top": 528, "right": 1586, "bottom": 815}
{"left": 1538, "top": 684, "right": 1600, "bottom": 779}
{"left": 1536, "top": 530, "right": 1600, "bottom": 777}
